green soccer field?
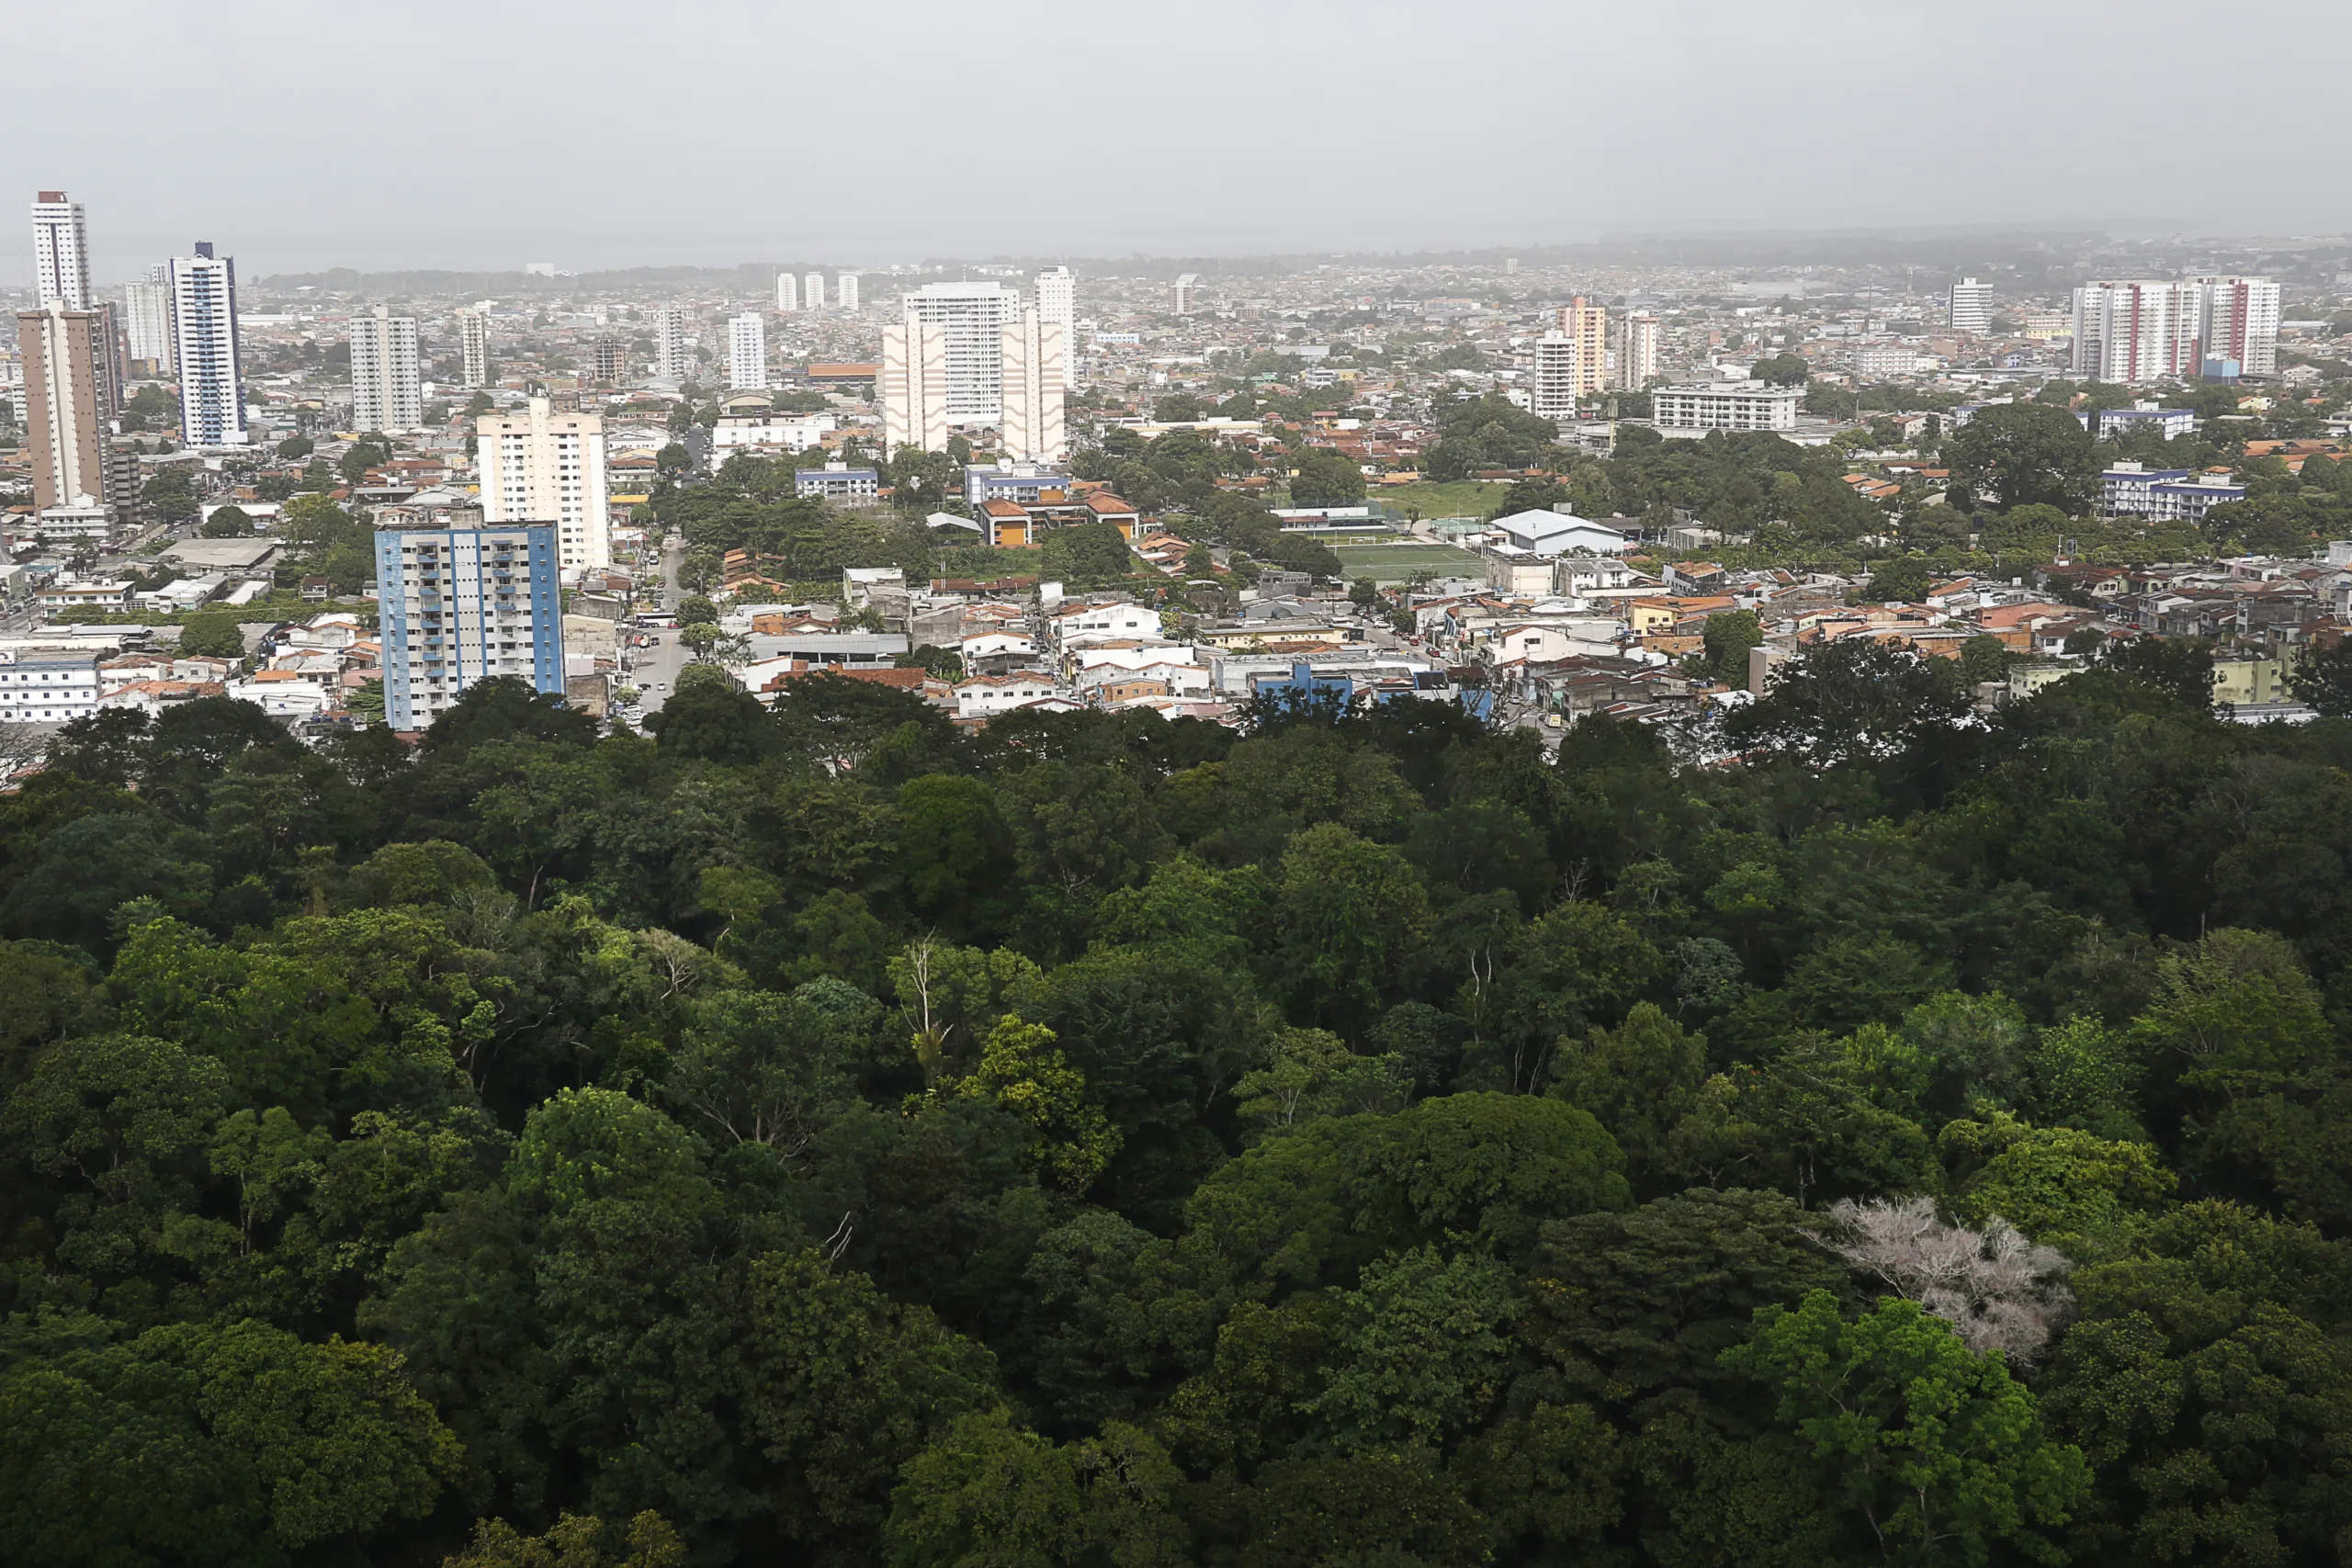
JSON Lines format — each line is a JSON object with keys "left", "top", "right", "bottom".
{"left": 1329, "top": 542, "right": 1487, "bottom": 584}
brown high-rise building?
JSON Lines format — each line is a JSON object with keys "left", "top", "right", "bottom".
{"left": 17, "top": 300, "right": 113, "bottom": 512}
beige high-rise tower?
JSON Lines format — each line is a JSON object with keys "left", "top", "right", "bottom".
{"left": 1560, "top": 297, "right": 1608, "bottom": 396}
{"left": 1617, "top": 312, "right": 1661, "bottom": 389}
{"left": 999, "top": 308, "right": 1068, "bottom": 463}
{"left": 477, "top": 396, "right": 609, "bottom": 571}
{"left": 881, "top": 320, "right": 949, "bottom": 455}
{"left": 17, "top": 301, "right": 112, "bottom": 513}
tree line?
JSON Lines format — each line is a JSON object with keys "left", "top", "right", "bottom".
{"left": 6, "top": 649, "right": 2352, "bottom": 1565}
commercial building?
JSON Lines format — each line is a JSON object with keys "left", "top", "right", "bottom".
{"left": 2072, "top": 280, "right": 2203, "bottom": 384}
{"left": 836, "top": 272, "right": 860, "bottom": 311}
{"left": 1035, "top": 266, "right": 1076, "bottom": 388}
{"left": 477, "top": 396, "right": 610, "bottom": 571}
{"left": 374, "top": 518, "right": 563, "bottom": 732}
{"left": 654, "top": 308, "right": 690, "bottom": 379}
{"left": 1617, "top": 311, "right": 1661, "bottom": 389}
{"left": 1528, "top": 331, "right": 1582, "bottom": 419}
{"left": 124, "top": 269, "right": 174, "bottom": 370}
{"left": 804, "top": 272, "right": 825, "bottom": 311}
{"left": 460, "top": 303, "right": 492, "bottom": 388}
{"left": 168, "top": 242, "right": 249, "bottom": 446}
{"left": 728, "top": 312, "right": 768, "bottom": 390}
{"left": 2192, "top": 276, "right": 2282, "bottom": 378}
{"left": 1650, "top": 380, "right": 1803, "bottom": 433}
{"left": 900, "top": 280, "right": 1022, "bottom": 423}
{"left": 31, "top": 192, "right": 90, "bottom": 309}
{"left": 775, "top": 271, "right": 799, "bottom": 311}
{"left": 0, "top": 651, "right": 102, "bottom": 725}
{"left": 1949, "top": 276, "right": 1995, "bottom": 333}
{"left": 349, "top": 305, "right": 423, "bottom": 432}
{"left": 999, "top": 307, "right": 1068, "bottom": 462}
{"left": 881, "top": 320, "right": 949, "bottom": 453}
{"left": 17, "top": 302, "right": 116, "bottom": 513}
{"left": 1558, "top": 297, "right": 1608, "bottom": 396}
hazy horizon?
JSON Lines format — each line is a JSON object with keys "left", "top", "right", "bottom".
{"left": 6, "top": 0, "right": 2348, "bottom": 284}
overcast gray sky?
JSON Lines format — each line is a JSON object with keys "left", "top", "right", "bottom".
{"left": 7, "top": 0, "right": 2347, "bottom": 282}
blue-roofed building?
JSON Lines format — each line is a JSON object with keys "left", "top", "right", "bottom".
{"left": 2101, "top": 461, "right": 2245, "bottom": 523}
{"left": 375, "top": 520, "right": 563, "bottom": 732}
{"left": 795, "top": 463, "right": 880, "bottom": 502}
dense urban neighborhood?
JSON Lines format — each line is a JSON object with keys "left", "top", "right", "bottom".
{"left": 15, "top": 187, "right": 2352, "bottom": 1568}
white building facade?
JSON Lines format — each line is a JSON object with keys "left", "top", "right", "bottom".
{"left": 728, "top": 312, "right": 768, "bottom": 391}
{"left": 460, "top": 303, "right": 492, "bottom": 388}
{"left": 31, "top": 192, "right": 90, "bottom": 309}
{"left": 1949, "top": 277, "right": 1995, "bottom": 333}
{"left": 1650, "top": 381, "right": 1803, "bottom": 432}
{"left": 1616, "top": 312, "right": 1661, "bottom": 389}
{"left": 900, "top": 281, "right": 1022, "bottom": 424}
{"left": 349, "top": 305, "right": 423, "bottom": 431}
{"left": 124, "top": 270, "right": 174, "bottom": 369}
{"left": 1528, "top": 331, "right": 1581, "bottom": 419}
{"left": 477, "top": 396, "right": 610, "bottom": 571}
{"left": 775, "top": 272, "right": 798, "bottom": 311}
{"left": 168, "top": 243, "right": 249, "bottom": 446}
{"left": 2072, "top": 280, "right": 2203, "bottom": 384}
{"left": 2193, "top": 276, "right": 2282, "bottom": 377}
{"left": 654, "top": 308, "right": 690, "bottom": 379}
{"left": 999, "top": 307, "right": 1068, "bottom": 463}
{"left": 835, "top": 272, "right": 860, "bottom": 311}
{"left": 0, "top": 651, "right": 101, "bottom": 725}
{"left": 1035, "top": 266, "right": 1077, "bottom": 389}
{"left": 881, "top": 321, "right": 949, "bottom": 454}
{"left": 803, "top": 272, "right": 824, "bottom": 311}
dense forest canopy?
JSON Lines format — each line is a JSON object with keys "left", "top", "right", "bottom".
{"left": 8, "top": 649, "right": 2352, "bottom": 1567}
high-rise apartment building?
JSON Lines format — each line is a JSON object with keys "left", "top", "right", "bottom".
{"left": 1949, "top": 277, "right": 1996, "bottom": 334}
{"left": 1617, "top": 312, "right": 1662, "bottom": 389}
{"left": 1558, "top": 297, "right": 1608, "bottom": 396}
{"left": 460, "top": 303, "right": 492, "bottom": 388}
{"left": 728, "top": 312, "right": 768, "bottom": 390}
{"left": 654, "top": 308, "right": 689, "bottom": 379}
{"left": 775, "top": 271, "right": 799, "bottom": 311}
{"left": 349, "top": 305, "right": 423, "bottom": 432}
{"left": 804, "top": 272, "right": 825, "bottom": 311}
{"left": 1000, "top": 308, "right": 1068, "bottom": 463}
{"left": 836, "top": 272, "right": 861, "bottom": 311}
{"left": 31, "top": 191, "right": 90, "bottom": 309}
{"left": 900, "top": 281, "right": 1022, "bottom": 423}
{"left": 881, "top": 321, "right": 949, "bottom": 454}
{"left": 2191, "top": 276, "right": 2282, "bottom": 376}
{"left": 1035, "top": 266, "right": 1076, "bottom": 389}
{"left": 374, "top": 517, "right": 563, "bottom": 732}
{"left": 17, "top": 302, "right": 114, "bottom": 513}
{"left": 1528, "top": 332, "right": 1582, "bottom": 420}
{"left": 124, "top": 268, "right": 174, "bottom": 371}
{"left": 2072, "top": 280, "right": 2203, "bottom": 384}
{"left": 477, "top": 396, "right": 609, "bottom": 571}
{"left": 1171, "top": 273, "right": 1200, "bottom": 315}
{"left": 168, "top": 243, "right": 248, "bottom": 446}
{"left": 31, "top": 192, "right": 121, "bottom": 420}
